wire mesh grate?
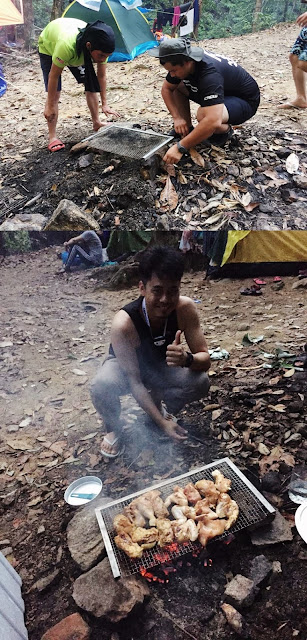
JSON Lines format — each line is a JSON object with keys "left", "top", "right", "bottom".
{"left": 85, "top": 125, "right": 173, "bottom": 160}
{"left": 96, "top": 459, "right": 274, "bottom": 577}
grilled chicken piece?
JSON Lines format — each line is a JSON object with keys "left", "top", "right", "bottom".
{"left": 183, "top": 482, "right": 201, "bottom": 505}
{"left": 114, "top": 531, "right": 144, "bottom": 559}
{"left": 113, "top": 514, "right": 133, "bottom": 533}
{"left": 130, "top": 526, "right": 159, "bottom": 549}
{"left": 197, "top": 517, "right": 227, "bottom": 547}
{"left": 215, "top": 493, "right": 239, "bottom": 530}
{"left": 212, "top": 469, "right": 232, "bottom": 493}
{"left": 165, "top": 485, "right": 188, "bottom": 507}
{"left": 171, "top": 505, "right": 197, "bottom": 521}
{"left": 151, "top": 492, "right": 169, "bottom": 519}
{"left": 172, "top": 518, "right": 199, "bottom": 543}
{"left": 195, "top": 499, "right": 219, "bottom": 520}
{"left": 124, "top": 502, "right": 146, "bottom": 528}
{"left": 194, "top": 479, "right": 220, "bottom": 506}
{"left": 156, "top": 518, "right": 174, "bottom": 547}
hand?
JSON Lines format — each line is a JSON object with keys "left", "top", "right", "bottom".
{"left": 173, "top": 117, "right": 190, "bottom": 137}
{"left": 44, "top": 104, "right": 57, "bottom": 123}
{"left": 163, "top": 143, "right": 183, "bottom": 165}
{"left": 166, "top": 330, "right": 186, "bottom": 367}
{"left": 297, "top": 12, "right": 307, "bottom": 26}
{"left": 102, "top": 105, "right": 120, "bottom": 117}
{"left": 161, "top": 417, "right": 187, "bottom": 441}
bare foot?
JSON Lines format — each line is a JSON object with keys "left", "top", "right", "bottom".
{"left": 277, "top": 100, "right": 307, "bottom": 109}
{"left": 92, "top": 120, "right": 112, "bottom": 131}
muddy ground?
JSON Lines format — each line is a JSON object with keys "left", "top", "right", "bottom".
{"left": 0, "top": 243, "right": 306, "bottom": 639}
{"left": 0, "top": 22, "right": 306, "bottom": 231}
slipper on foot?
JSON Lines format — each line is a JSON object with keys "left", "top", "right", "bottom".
{"left": 253, "top": 278, "right": 266, "bottom": 286}
{"left": 48, "top": 139, "right": 65, "bottom": 153}
{"left": 100, "top": 435, "right": 125, "bottom": 459}
{"left": 273, "top": 276, "right": 282, "bottom": 282}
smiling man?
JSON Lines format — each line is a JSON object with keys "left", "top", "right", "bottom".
{"left": 90, "top": 245, "right": 211, "bottom": 458}
{"left": 38, "top": 18, "right": 120, "bottom": 152}
{"left": 149, "top": 37, "right": 260, "bottom": 164}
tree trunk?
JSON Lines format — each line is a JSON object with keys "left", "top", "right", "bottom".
{"left": 252, "top": 0, "right": 262, "bottom": 32}
{"left": 194, "top": 0, "right": 202, "bottom": 39}
{"left": 50, "top": 0, "right": 66, "bottom": 21}
{"left": 282, "top": 0, "right": 290, "bottom": 22}
{"left": 23, "top": 0, "right": 34, "bottom": 49}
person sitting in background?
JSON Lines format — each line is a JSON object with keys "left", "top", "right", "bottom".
{"left": 62, "top": 230, "right": 103, "bottom": 272}
{"left": 90, "top": 245, "right": 211, "bottom": 458}
{"left": 278, "top": 12, "right": 307, "bottom": 110}
{"left": 38, "top": 18, "right": 120, "bottom": 152}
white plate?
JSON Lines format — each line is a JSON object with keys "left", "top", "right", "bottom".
{"left": 295, "top": 502, "right": 307, "bottom": 544}
{"left": 64, "top": 476, "right": 102, "bottom": 506}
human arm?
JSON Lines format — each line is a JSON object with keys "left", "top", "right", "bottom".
{"left": 97, "top": 63, "right": 120, "bottom": 117}
{"left": 161, "top": 80, "right": 191, "bottom": 136}
{"left": 111, "top": 311, "right": 186, "bottom": 440}
{"left": 163, "top": 102, "right": 224, "bottom": 164}
{"left": 44, "top": 63, "right": 63, "bottom": 122}
{"left": 166, "top": 298, "right": 211, "bottom": 371}
{"left": 297, "top": 12, "right": 307, "bottom": 26}
{"left": 64, "top": 234, "right": 84, "bottom": 249}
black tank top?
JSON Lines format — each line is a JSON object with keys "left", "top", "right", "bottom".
{"left": 109, "top": 296, "right": 179, "bottom": 371}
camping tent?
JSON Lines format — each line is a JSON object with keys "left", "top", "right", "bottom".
{"left": 63, "top": 0, "right": 156, "bottom": 61}
{"left": 0, "top": 0, "right": 23, "bottom": 26}
{"left": 207, "top": 231, "right": 307, "bottom": 277}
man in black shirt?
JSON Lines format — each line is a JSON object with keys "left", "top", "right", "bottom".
{"left": 149, "top": 37, "right": 260, "bottom": 164}
{"left": 90, "top": 246, "right": 210, "bottom": 458}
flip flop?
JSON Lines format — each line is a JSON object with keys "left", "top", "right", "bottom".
{"left": 100, "top": 435, "right": 125, "bottom": 459}
{"left": 240, "top": 287, "right": 262, "bottom": 296}
{"left": 273, "top": 276, "right": 282, "bottom": 282}
{"left": 253, "top": 278, "right": 266, "bottom": 286}
{"left": 48, "top": 139, "right": 65, "bottom": 153}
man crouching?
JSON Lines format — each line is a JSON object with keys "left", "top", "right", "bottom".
{"left": 90, "top": 245, "right": 210, "bottom": 458}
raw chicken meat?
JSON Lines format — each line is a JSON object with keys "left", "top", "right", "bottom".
{"left": 215, "top": 493, "right": 239, "bottom": 529}
{"left": 197, "top": 517, "right": 227, "bottom": 547}
{"left": 165, "top": 485, "right": 189, "bottom": 507}
{"left": 194, "top": 479, "right": 220, "bottom": 506}
{"left": 172, "top": 519, "right": 199, "bottom": 543}
{"left": 171, "top": 505, "right": 197, "bottom": 521}
{"left": 183, "top": 482, "right": 201, "bottom": 504}
{"left": 212, "top": 469, "right": 232, "bottom": 493}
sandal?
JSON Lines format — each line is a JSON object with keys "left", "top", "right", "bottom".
{"left": 273, "top": 276, "right": 281, "bottom": 282}
{"left": 253, "top": 278, "right": 266, "bottom": 286}
{"left": 240, "top": 286, "right": 262, "bottom": 296}
{"left": 48, "top": 139, "right": 65, "bottom": 153}
{"left": 100, "top": 435, "right": 125, "bottom": 459}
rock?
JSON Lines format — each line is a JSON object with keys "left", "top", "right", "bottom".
{"left": 293, "top": 175, "right": 307, "bottom": 189}
{"left": 41, "top": 613, "right": 90, "bottom": 640}
{"left": 272, "top": 560, "right": 282, "bottom": 574}
{"left": 259, "top": 203, "right": 274, "bottom": 213}
{"left": 261, "top": 471, "right": 281, "bottom": 493}
{"left": 227, "top": 165, "right": 240, "bottom": 177}
{"left": 31, "top": 569, "right": 60, "bottom": 592}
{"left": 77, "top": 153, "right": 94, "bottom": 169}
{"left": 238, "top": 323, "right": 250, "bottom": 331}
{"left": 0, "top": 213, "right": 47, "bottom": 231}
{"left": 1, "top": 546, "right": 13, "bottom": 556}
{"left": 157, "top": 213, "right": 170, "bottom": 230}
{"left": 224, "top": 574, "right": 258, "bottom": 609}
{"left": 292, "top": 279, "right": 307, "bottom": 289}
{"left": 249, "top": 555, "right": 272, "bottom": 586}
{"left": 72, "top": 557, "right": 150, "bottom": 622}
{"left": 250, "top": 510, "right": 293, "bottom": 546}
{"left": 43, "top": 199, "right": 100, "bottom": 231}
{"left": 241, "top": 167, "right": 253, "bottom": 178}
{"left": 67, "top": 496, "right": 110, "bottom": 571}
{"left": 221, "top": 603, "right": 249, "bottom": 637}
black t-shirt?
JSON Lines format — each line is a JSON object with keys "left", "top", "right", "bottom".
{"left": 166, "top": 51, "right": 259, "bottom": 107}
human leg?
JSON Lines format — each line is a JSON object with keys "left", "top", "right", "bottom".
{"left": 64, "top": 245, "right": 94, "bottom": 271}
{"left": 90, "top": 357, "right": 130, "bottom": 455}
{"left": 39, "top": 53, "right": 63, "bottom": 148}
{"left": 279, "top": 28, "right": 307, "bottom": 109}
{"left": 149, "top": 366, "right": 210, "bottom": 418}
{"left": 85, "top": 91, "right": 105, "bottom": 131}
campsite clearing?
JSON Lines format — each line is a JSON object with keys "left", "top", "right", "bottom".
{"left": 0, "top": 22, "right": 306, "bottom": 230}
{"left": 0, "top": 241, "right": 306, "bottom": 640}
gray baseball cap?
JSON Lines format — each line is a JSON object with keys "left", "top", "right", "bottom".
{"left": 149, "top": 37, "right": 203, "bottom": 62}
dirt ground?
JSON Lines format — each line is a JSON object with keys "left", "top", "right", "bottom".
{"left": 0, "top": 243, "right": 306, "bottom": 639}
{"left": 0, "top": 22, "right": 306, "bottom": 230}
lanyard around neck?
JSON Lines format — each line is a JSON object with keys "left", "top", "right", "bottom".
{"left": 142, "top": 297, "right": 168, "bottom": 345}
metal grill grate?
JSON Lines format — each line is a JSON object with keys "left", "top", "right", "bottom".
{"left": 96, "top": 458, "right": 275, "bottom": 578}
{"left": 83, "top": 125, "right": 173, "bottom": 160}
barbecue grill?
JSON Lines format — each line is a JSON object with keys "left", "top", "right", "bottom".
{"left": 95, "top": 457, "right": 275, "bottom": 578}
{"left": 82, "top": 124, "right": 174, "bottom": 160}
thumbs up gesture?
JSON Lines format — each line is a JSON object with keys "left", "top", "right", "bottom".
{"left": 166, "top": 330, "right": 187, "bottom": 367}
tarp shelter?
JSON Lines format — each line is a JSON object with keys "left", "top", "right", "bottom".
{"left": 0, "top": 0, "right": 23, "bottom": 25}
{"left": 207, "top": 231, "right": 307, "bottom": 277}
{"left": 63, "top": 0, "right": 156, "bottom": 61}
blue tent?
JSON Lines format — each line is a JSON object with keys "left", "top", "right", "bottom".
{"left": 63, "top": 0, "right": 157, "bottom": 62}
{"left": 0, "top": 65, "right": 7, "bottom": 97}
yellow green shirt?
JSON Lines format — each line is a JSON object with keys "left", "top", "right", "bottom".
{"left": 38, "top": 18, "right": 107, "bottom": 68}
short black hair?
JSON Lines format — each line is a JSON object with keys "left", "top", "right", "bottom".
{"left": 160, "top": 54, "right": 191, "bottom": 67}
{"left": 139, "top": 245, "right": 184, "bottom": 284}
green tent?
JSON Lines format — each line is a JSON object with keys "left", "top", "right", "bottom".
{"left": 63, "top": 0, "right": 156, "bottom": 61}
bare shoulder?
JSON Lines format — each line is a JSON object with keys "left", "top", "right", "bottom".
{"left": 176, "top": 296, "right": 199, "bottom": 327}
{"left": 111, "top": 309, "right": 139, "bottom": 345}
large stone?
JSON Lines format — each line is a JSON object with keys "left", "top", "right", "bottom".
{"left": 249, "top": 555, "right": 272, "bottom": 586}
{"left": 67, "top": 496, "right": 110, "bottom": 571}
{"left": 41, "top": 613, "right": 90, "bottom": 640}
{"left": 72, "top": 557, "right": 150, "bottom": 622}
{"left": 224, "top": 574, "right": 258, "bottom": 609}
{"left": 250, "top": 510, "right": 293, "bottom": 546}
{"left": 292, "top": 279, "right": 307, "bottom": 290}
{"left": 43, "top": 199, "right": 100, "bottom": 231}
{"left": 0, "top": 213, "right": 47, "bottom": 231}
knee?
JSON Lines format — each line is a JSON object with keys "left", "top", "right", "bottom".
{"left": 90, "top": 372, "right": 112, "bottom": 405}
{"left": 289, "top": 53, "right": 297, "bottom": 67}
{"left": 297, "top": 59, "right": 307, "bottom": 72}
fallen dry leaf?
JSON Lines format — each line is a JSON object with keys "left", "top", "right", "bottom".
{"left": 160, "top": 175, "right": 178, "bottom": 211}
{"left": 190, "top": 148, "right": 205, "bottom": 167}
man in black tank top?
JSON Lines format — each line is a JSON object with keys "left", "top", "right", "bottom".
{"left": 90, "top": 246, "right": 211, "bottom": 458}
{"left": 148, "top": 37, "right": 260, "bottom": 164}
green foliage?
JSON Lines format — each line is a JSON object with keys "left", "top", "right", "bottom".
{"left": 2, "top": 232, "right": 32, "bottom": 254}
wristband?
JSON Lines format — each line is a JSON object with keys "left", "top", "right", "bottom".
{"left": 183, "top": 351, "right": 194, "bottom": 367}
{"left": 176, "top": 141, "right": 188, "bottom": 155}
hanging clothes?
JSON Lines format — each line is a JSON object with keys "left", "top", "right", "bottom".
{"left": 172, "top": 6, "right": 181, "bottom": 27}
{"left": 194, "top": 0, "right": 199, "bottom": 24}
